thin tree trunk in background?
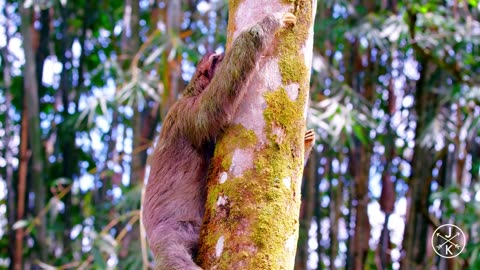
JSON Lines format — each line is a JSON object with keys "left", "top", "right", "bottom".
{"left": 3, "top": 69, "right": 16, "bottom": 270}
{"left": 1, "top": 9, "right": 16, "bottom": 266}
{"left": 125, "top": 0, "right": 142, "bottom": 184}
{"left": 58, "top": 2, "right": 76, "bottom": 256}
{"left": 347, "top": 3, "right": 377, "bottom": 267}
{"left": 401, "top": 71, "right": 436, "bottom": 269}
{"left": 316, "top": 155, "right": 329, "bottom": 270}
{"left": 311, "top": 3, "right": 332, "bottom": 267}
{"left": 345, "top": 177, "right": 354, "bottom": 270}
{"left": 136, "top": 0, "right": 163, "bottom": 183}
{"left": 470, "top": 142, "right": 479, "bottom": 185}
{"left": 161, "top": 0, "right": 182, "bottom": 119}
{"left": 198, "top": 1, "right": 317, "bottom": 268}
{"left": 377, "top": 61, "right": 396, "bottom": 270}
{"left": 329, "top": 158, "right": 341, "bottom": 270}
{"left": 35, "top": 9, "right": 50, "bottom": 95}
{"left": 344, "top": 38, "right": 372, "bottom": 270}
{"left": 350, "top": 145, "right": 372, "bottom": 270}
{"left": 454, "top": 107, "right": 465, "bottom": 185}
{"left": 94, "top": 0, "right": 115, "bottom": 207}
{"left": 15, "top": 98, "right": 30, "bottom": 270}
{"left": 98, "top": 112, "right": 118, "bottom": 206}
{"left": 350, "top": 115, "right": 371, "bottom": 269}
{"left": 20, "top": 3, "right": 47, "bottom": 262}
{"left": 401, "top": 10, "right": 438, "bottom": 269}
{"left": 122, "top": 0, "right": 142, "bottom": 259}
{"left": 352, "top": 45, "right": 375, "bottom": 270}
{"left": 295, "top": 150, "right": 317, "bottom": 270}
{"left": 437, "top": 79, "right": 461, "bottom": 270}
{"left": 437, "top": 148, "right": 454, "bottom": 270}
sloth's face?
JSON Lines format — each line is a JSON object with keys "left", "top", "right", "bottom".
{"left": 204, "top": 52, "right": 225, "bottom": 80}
{"left": 187, "top": 52, "right": 226, "bottom": 95}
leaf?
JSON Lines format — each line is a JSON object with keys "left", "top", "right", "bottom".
{"left": 353, "top": 123, "right": 368, "bottom": 144}
{"left": 12, "top": 220, "right": 29, "bottom": 230}
{"left": 92, "top": 247, "right": 107, "bottom": 269}
{"left": 467, "top": 0, "right": 479, "bottom": 6}
{"left": 144, "top": 44, "right": 167, "bottom": 65}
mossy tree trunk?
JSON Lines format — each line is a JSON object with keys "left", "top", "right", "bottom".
{"left": 198, "top": 1, "right": 317, "bottom": 269}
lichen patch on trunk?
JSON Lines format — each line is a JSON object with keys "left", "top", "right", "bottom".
{"left": 230, "top": 149, "right": 254, "bottom": 177}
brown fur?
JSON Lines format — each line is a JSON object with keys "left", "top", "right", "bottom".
{"left": 142, "top": 13, "right": 299, "bottom": 270}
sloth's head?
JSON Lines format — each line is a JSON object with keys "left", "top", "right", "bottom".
{"left": 185, "top": 52, "right": 225, "bottom": 96}
{"left": 202, "top": 52, "right": 225, "bottom": 81}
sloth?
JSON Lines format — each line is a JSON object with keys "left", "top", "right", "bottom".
{"left": 142, "top": 12, "right": 313, "bottom": 270}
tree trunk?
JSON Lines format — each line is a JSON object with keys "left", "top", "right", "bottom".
{"left": 125, "top": 0, "right": 141, "bottom": 184}
{"left": 198, "top": 1, "right": 317, "bottom": 269}
{"left": 20, "top": 3, "right": 47, "bottom": 262}
{"left": 295, "top": 150, "right": 317, "bottom": 270}
{"left": 401, "top": 11, "right": 439, "bottom": 268}
{"left": 15, "top": 96, "right": 30, "bottom": 270}
{"left": 377, "top": 62, "right": 396, "bottom": 270}
{"left": 0, "top": 10, "right": 16, "bottom": 267}
{"left": 400, "top": 66, "right": 436, "bottom": 269}
{"left": 351, "top": 45, "right": 375, "bottom": 270}
{"left": 160, "top": 0, "right": 182, "bottom": 119}
{"left": 57, "top": 2, "right": 77, "bottom": 256}
{"left": 120, "top": 0, "right": 142, "bottom": 259}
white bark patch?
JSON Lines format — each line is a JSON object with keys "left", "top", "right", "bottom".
{"left": 263, "top": 58, "right": 282, "bottom": 90}
{"left": 219, "top": 172, "right": 228, "bottom": 184}
{"left": 215, "top": 236, "right": 225, "bottom": 258}
{"left": 285, "top": 83, "right": 299, "bottom": 100}
{"left": 230, "top": 149, "right": 254, "bottom": 177}
{"left": 272, "top": 125, "right": 286, "bottom": 145}
{"left": 217, "top": 196, "right": 228, "bottom": 207}
{"left": 285, "top": 234, "right": 296, "bottom": 253}
{"left": 283, "top": 177, "right": 291, "bottom": 189}
{"left": 233, "top": 87, "right": 267, "bottom": 142}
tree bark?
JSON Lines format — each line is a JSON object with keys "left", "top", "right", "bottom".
{"left": 20, "top": 3, "right": 47, "bottom": 262}
{"left": 121, "top": 0, "right": 142, "bottom": 259}
{"left": 160, "top": 0, "right": 182, "bottom": 119}
{"left": 15, "top": 96, "right": 30, "bottom": 270}
{"left": 401, "top": 11, "right": 439, "bottom": 269}
{"left": 295, "top": 150, "right": 317, "bottom": 270}
{"left": 0, "top": 8, "right": 16, "bottom": 267}
{"left": 377, "top": 60, "right": 396, "bottom": 270}
{"left": 400, "top": 59, "right": 436, "bottom": 270}
{"left": 198, "top": 1, "right": 317, "bottom": 269}
{"left": 125, "top": 0, "right": 142, "bottom": 184}
{"left": 57, "top": 2, "right": 76, "bottom": 256}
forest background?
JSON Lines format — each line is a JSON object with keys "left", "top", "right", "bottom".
{"left": 0, "top": 0, "right": 479, "bottom": 269}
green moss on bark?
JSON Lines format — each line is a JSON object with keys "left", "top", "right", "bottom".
{"left": 277, "top": 0, "right": 312, "bottom": 84}
{"left": 205, "top": 124, "right": 257, "bottom": 211}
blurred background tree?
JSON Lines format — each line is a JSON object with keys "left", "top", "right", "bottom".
{"left": 0, "top": 0, "right": 478, "bottom": 269}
